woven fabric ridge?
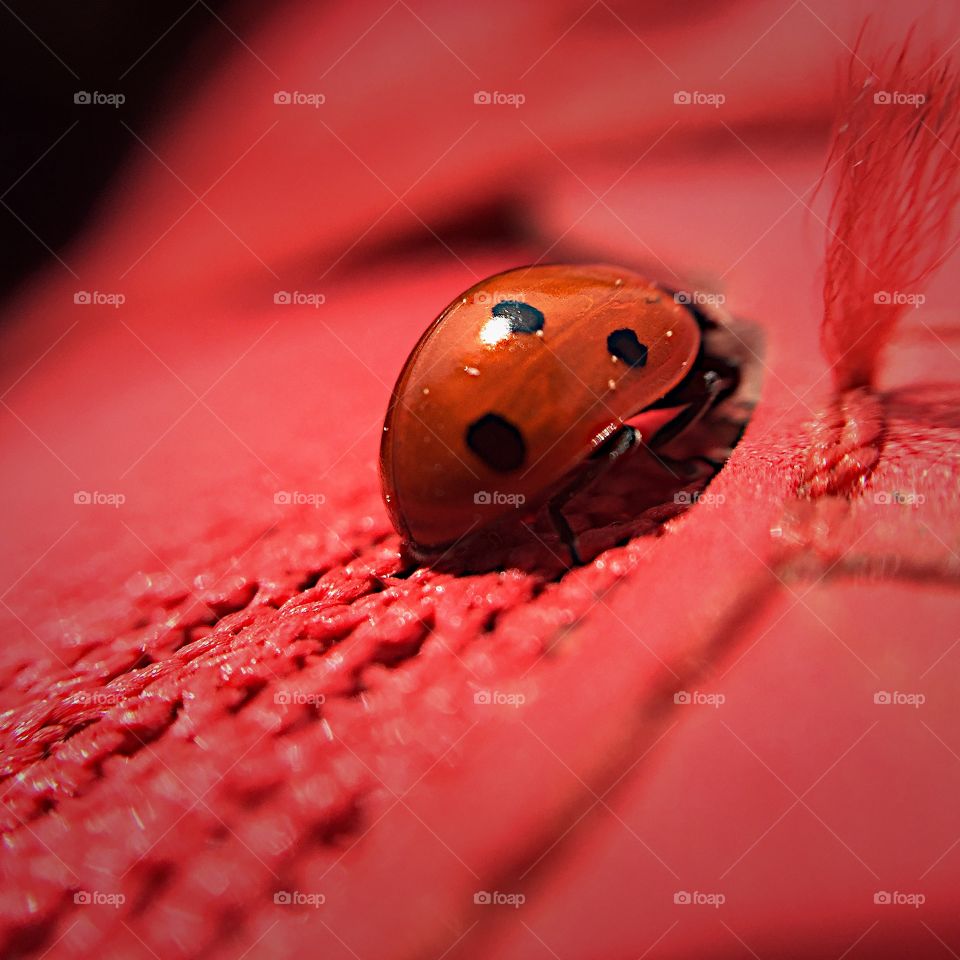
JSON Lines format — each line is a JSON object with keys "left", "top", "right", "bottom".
{"left": 0, "top": 458, "right": 689, "bottom": 956}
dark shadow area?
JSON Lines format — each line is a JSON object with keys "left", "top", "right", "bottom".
{"left": 0, "top": 0, "right": 249, "bottom": 304}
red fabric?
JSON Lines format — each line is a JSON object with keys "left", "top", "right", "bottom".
{"left": 2, "top": 1, "right": 959, "bottom": 958}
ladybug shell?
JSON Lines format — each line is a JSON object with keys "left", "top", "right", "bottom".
{"left": 380, "top": 264, "right": 701, "bottom": 550}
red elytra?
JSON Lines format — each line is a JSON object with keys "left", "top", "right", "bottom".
{"left": 379, "top": 263, "right": 740, "bottom": 553}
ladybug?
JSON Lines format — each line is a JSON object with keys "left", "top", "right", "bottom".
{"left": 380, "top": 264, "right": 740, "bottom": 560}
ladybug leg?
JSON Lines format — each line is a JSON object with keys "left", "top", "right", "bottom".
{"left": 596, "top": 422, "right": 642, "bottom": 461}
{"left": 543, "top": 424, "right": 639, "bottom": 564}
{"left": 542, "top": 349, "right": 739, "bottom": 562}
{"left": 547, "top": 496, "right": 582, "bottom": 565}
{"left": 650, "top": 353, "right": 739, "bottom": 446}
{"left": 649, "top": 373, "right": 722, "bottom": 449}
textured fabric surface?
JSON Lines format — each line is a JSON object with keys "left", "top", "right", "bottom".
{"left": 2, "top": 1, "right": 959, "bottom": 958}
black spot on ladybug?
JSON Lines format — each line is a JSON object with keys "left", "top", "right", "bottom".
{"left": 607, "top": 328, "right": 648, "bottom": 367}
{"left": 466, "top": 413, "right": 526, "bottom": 472}
{"left": 492, "top": 300, "right": 544, "bottom": 334}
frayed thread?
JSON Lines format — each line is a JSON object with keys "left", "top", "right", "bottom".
{"left": 798, "top": 387, "right": 884, "bottom": 498}
{"left": 821, "top": 30, "right": 960, "bottom": 392}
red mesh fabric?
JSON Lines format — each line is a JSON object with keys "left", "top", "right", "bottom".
{"left": 2, "top": 2, "right": 960, "bottom": 959}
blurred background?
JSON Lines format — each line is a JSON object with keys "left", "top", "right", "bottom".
{"left": 0, "top": 1, "right": 244, "bottom": 299}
